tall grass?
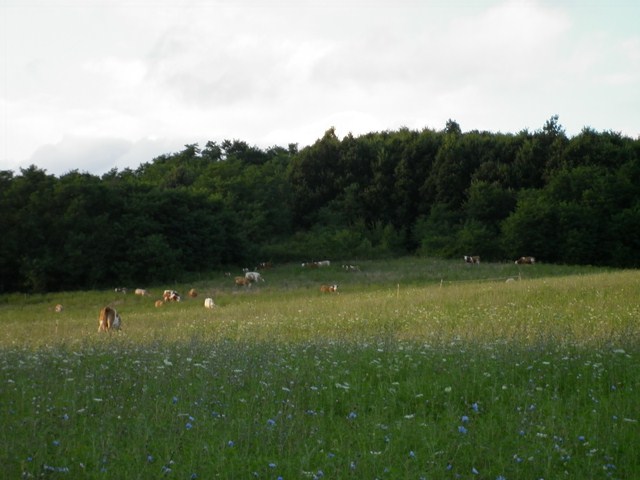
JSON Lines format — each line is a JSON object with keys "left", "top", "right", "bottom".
{"left": 1, "top": 259, "right": 638, "bottom": 479}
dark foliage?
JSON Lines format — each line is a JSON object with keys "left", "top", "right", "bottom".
{"left": 2, "top": 117, "right": 639, "bottom": 292}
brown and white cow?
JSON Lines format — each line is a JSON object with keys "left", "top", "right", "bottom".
{"left": 320, "top": 284, "right": 339, "bottom": 293}
{"left": 163, "top": 290, "right": 181, "bottom": 302}
{"left": 188, "top": 288, "right": 198, "bottom": 298}
{"left": 515, "top": 256, "right": 536, "bottom": 265}
{"left": 464, "top": 255, "right": 481, "bottom": 264}
{"left": 98, "top": 306, "right": 121, "bottom": 332}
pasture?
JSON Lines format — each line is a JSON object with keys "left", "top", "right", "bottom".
{"left": 1, "top": 258, "right": 639, "bottom": 479}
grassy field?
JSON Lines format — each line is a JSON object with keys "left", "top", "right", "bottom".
{"left": 1, "top": 258, "right": 638, "bottom": 479}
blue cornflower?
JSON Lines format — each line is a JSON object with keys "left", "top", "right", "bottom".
{"left": 471, "top": 402, "right": 479, "bottom": 412}
{"left": 227, "top": 440, "right": 235, "bottom": 447}
{"left": 267, "top": 418, "right": 277, "bottom": 427}
{"left": 458, "top": 425, "right": 468, "bottom": 434}
{"left": 185, "top": 422, "right": 193, "bottom": 430}
{"left": 347, "top": 411, "right": 357, "bottom": 420}
{"left": 578, "top": 435, "right": 586, "bottom": 442}
{"left": 461, "top": 415, "right": 469, "bottom": 423}
{"left": 268, "top": 463, "right": 277, "bottom": 468}
{"left": 472, "top": 467, "right": 479, "bottom": 475}
{"left": 172, "top": 396, "right": 178, "bottom": 404}
{"left": 409, "top": 450, "right": 416, "bottom": 458}
{"left": 147, "top": 455, "right": 154, "bottom": 463}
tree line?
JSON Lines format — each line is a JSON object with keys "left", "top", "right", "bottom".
{"left": 2, "top": 116, "right": 639, "bottom": 292}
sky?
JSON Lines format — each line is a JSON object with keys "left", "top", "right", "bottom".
{"left": 1, "top": 0, "right": 639, "bottom": 177}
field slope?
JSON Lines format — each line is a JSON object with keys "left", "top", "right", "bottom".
{"left": 1, "top": 259, "right": 639, "bottom": 479}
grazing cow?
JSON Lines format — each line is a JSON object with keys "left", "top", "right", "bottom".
{"left": 54, "top": 304, "right": 64, "bottom": 313}
{"left": 320, "top": 284, "right": 339, "bottom": 293}
{"left": 302, "top": 262, "right": 318, "bottom": 268}
{"left": 235, "top": 276, "right": 251, "bottom": 287}
{"left": 515, "top": 256, "right": 536, "bottom": 265}
{"left": 245, "top": 271, "right": 264, "bottom": 283}
{"left": 188, "top": 288, "right": 198, "bottom": 298}
{"left": 257, "top": 261, "right": 273, "bottom": 270}
{"left": 342, "top": 264, "right": 360, "bottom": 272}
{"left": 98, "top": 306, "right": 121, "bottom": 332}
{"left": 114, "top": 287, "right": 127, "bottom": 294}
{"left": 464, "top": 255, "right": 480, "bottom": 265}
{"left": 154, "top": 300, "right": 164, "bottom": 308}
{"left": 163, "top": 290, "right": 181, "bottom": 302}
{"left": 204, "top": 298, "right": 215, "bottom": 309}
{"left": 135, "top": 288, "right": 149, "bottom": 296}
{"left": 316, "top": 260, "right": 331, "bottom": 267}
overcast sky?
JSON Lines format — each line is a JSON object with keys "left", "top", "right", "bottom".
{"left": 1, "top": 0, "right": 638, "bottom": 177}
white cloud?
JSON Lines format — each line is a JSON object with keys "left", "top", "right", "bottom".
{"left": 1, "top": 0, "right": 638, "bottom": 176}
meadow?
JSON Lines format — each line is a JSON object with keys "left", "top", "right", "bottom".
{"left": 1, "top": 258, "right": 639, "bottom": 479}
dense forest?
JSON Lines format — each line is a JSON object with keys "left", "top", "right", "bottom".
{"left": 2, "top": 116, "right": 640, "bottom": 293}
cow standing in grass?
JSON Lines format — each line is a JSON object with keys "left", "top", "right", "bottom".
{"left": 515, "top": 256, "right": 536, "bottom": 265}
{"left": 98, "top": 307, "right": 121, "bottom": 332}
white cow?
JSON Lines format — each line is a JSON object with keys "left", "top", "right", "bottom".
{"left": 245, "top": 271, "right": 264, "bottom": 283}
{"left": 204, "top": 298, "right": 215, "bottom": 309}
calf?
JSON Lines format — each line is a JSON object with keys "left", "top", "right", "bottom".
{"left": 135, "top": 288, "right": 149, "bottom": 296}
{"left": 188, "top": 288, "right": 198, "bottom": 298}
{"left": 154, "top": 300, "right": 164, "bottom": 308}
{"left": 54, "top": 304, "right": 64, "bottom": 313}
{"left": 98, "top": 306, "right": 121, "bottom": 332}
{"left": 515, "top": 256, "right": 536, "bottom": 265}
{"left": 204, "top": 298, "right": 215, "bottom": 309}
{"left": 163, "top": 290, "right": 181, "bottom": 302}
{"left": 464, "top": 255, "right": 480, "bottom": 264}
{"left": 320, "top": 284, "right": 339, "bottom": 293}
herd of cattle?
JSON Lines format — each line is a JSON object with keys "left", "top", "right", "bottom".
{"left": 464, "top": 255, "right": 536, "bottom": 265}
{"left": 54, "top": 256, "right": 535, "bottom": 333}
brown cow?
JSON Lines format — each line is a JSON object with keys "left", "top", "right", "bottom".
{"left": 515, "top": 256, "right": 536, "bottom": 265}
{"left": 98, "top": 306, "right": 121, "bottom": 332}
{"left": 235, "top": 276, "right": 251, "bottom": 287}
{"left": 188, "top": 288, "right": 198, "bottom": 298}
{"left": 464, "top": 255, "right": 480, "bottom": 264}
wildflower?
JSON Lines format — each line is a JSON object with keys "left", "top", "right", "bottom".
{"left": 267, "top": 418, "right": 276, "bottom": 427}
{"left": 461, "top": 415, "right": 469, "bottom": 423}
{"left": 185, "top": 422, "right": 193, "bottom": 430}
{"left": 578, "top": 435, "right": 585, "bottom": 442}
{"left": 172, "top": 396, "right": 178, "bottom": 404}
{"left": 471, "top": 402, "right": 479, "bottom": 412}
{"left": 52, "top": 440, "right": 60, "bottom": 447}
{"left": 409, "top": 450, "right": 416, "bottom": 458}
{"left": 268, "top": 463, "right": 277, "bottom": 468}
{"left": 147, "top": 455, "right": 154, "bottom": 463}
{"left": 458, "top": 425, "right": 468, "bottom": 434}
{"left": 347, "top": 411, "right": 357, "bottom": 420}
{"left": 472, "top": 467, "right": 479, "bottom": 474}
{"left": 227, "top": 440, "right": 235, "bottom": 447}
